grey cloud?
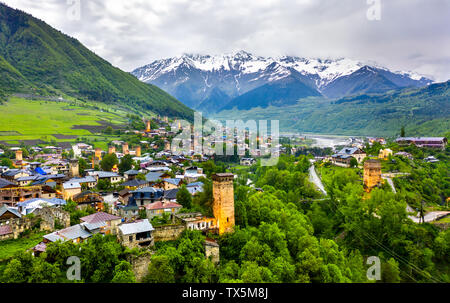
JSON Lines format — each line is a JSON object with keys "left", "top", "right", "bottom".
{"left": 4, "top": 0, "right": 450, "bottom": 81}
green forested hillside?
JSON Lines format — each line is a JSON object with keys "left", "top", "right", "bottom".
{"left": 0, "top": 3, "right": 193, "bottom": 120}
{"left": 213, "top": 81, "right": 450, "bottom": 137}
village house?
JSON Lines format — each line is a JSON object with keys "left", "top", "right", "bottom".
{"left": 0, "top": 186, "right": 43, "bottom": 207}
{"left": 72, "top": 191, "right": 104, "bottom": 211}
{"left": 0, "top": 204, "right": 21, "bottom": 220}
{"left": 162, "top": 178, "right": 182, "bottom": 190}
{"left": 121, "top": 179, "right": 149, "bottom": 190}
{"left": 62, "top": 181, "right": 82, "bottom": 200}
{"left": 395, "top": 137, "right": 448, "bottom": 150}
{"left": 118, "top": 205, "right": 140, "bottom": 221}
{"left": 0, "top": 178, "right": 16, "bottom": 189}
{"left": 186, "top": 182, "right": 204, "bottom": 195}
{"left": 240, "top": 158, "right": 256, "bottom": 166}
{"left": 331, "top": 147, "right": 366, "bottom": 167}
{"left": 16, "top": 198, "right": 66, "bottom": 216}
{"left": 80, "top": 212, "right": 122, "bottom": 235}
{"left": 67, "top": 176, "right": 97, "bottom": 189}
{"left": 124, "top": 169, "right": 140, "bottom": 180}
{"left": 128, "top": 187, "right": 164, "bottom": 207}
{"left": 378, "top": 148, "right": 393, "bottom": 160}
{"left": 89, "top": 171, "right": 125, "bottom": 184}
{"left": 145, "top": 171, "right": 170, "bottom": 184}
{"left": 145, "top": 201, "right": 182, "bottom": 219}
{"left": 163, "top": 188, "right": 179, "bottom": 202}
{"left": 1, "top": 169, "right": 30, "bottom": 182}
{"left": 117, "top": 219, "right": 155, "bottom": 249}
{"left": 176, "top": 213, "right": 217, "bottom": 231}
{"left": 0, "top": 205, "right": 22, "bottom": 240}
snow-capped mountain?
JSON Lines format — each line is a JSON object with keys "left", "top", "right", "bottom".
{"left": 132, "top": 51, "right": 432, "bottom": 112}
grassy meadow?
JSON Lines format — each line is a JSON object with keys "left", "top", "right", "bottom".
{"left": 0, "top": 97, "right": 129, "bottom": 148}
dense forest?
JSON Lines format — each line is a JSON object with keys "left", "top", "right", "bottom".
{"left": 2, "top": 148, "right": 448, "bottom": 283}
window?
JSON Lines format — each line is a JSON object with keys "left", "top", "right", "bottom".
{"left": 129, "top": 236, "right": 133, "bottom": 242}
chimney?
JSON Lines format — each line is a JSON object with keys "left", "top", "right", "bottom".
{"left": 15, "top": 150, "right": 23, "bottom": 161}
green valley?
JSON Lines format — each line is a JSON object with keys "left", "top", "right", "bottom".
{"left": 0, "top": 96, "right": 128, "bottom": 148}
{"left": 0, "top": 4, "right": 193, "bottom": 121}
{"left": 212, "top": 81, "right": 450, "bottom": 137}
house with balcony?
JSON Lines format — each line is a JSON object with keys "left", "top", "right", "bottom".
{"left": 128, "top": 187, "right": 164, "bottom": 207}
{"left": 118, "top": 219, "right": 154, "bottom": 249}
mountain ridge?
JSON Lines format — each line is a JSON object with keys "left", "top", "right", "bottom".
{"left": 0, "top": 3, "right": 194, "bottom": 120}
{"left": 132, "top": 51, "right": 433, "bottom": 112}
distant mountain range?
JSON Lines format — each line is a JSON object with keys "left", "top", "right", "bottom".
{"left": 0, "top": 3, "right": 193, "bottom": 120}
{"left": 132, "top": 51, "right": 432, "bottom": 112}
{"left": 211, "top": 80, "right": 450, "bottom": 137}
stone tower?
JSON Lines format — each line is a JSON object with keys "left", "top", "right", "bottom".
{"left": 146, "top": 120, "right": 151, "bottom": 133}
{"left": 92, "top": 148, "right": 102, "bottom": 169}
{"left": 122, "top": 143, "right": 129, "bottom": 155}
{"left": 364, "top": 159, "right": 382, "bottom": 192}
{"left": 69, "top": 159, "right": 79, "bottom": 178}
{"left": 108, "top": 146, "right": 116, "bottom": 155}
{"left": 212, "top": 173, "right": 235, "bottom": 235}
{"left": 15, "top": 150, "right": 23, "bottom": 161}
{"left": 135, "top": 146, "right": 141, "bottom": 157}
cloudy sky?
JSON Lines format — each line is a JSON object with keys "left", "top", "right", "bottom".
{"left": 4, "top": 0, "right": 450, "bottom": 81}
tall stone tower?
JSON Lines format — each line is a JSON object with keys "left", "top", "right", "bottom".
{"left": 92, "top": 148, "right": 102, "bottom": 169}
{"left": 364, "top": 159, "right": 382, "bottom": 192}
{"left": 69, "top": 159, "right": 79, "bottom": 178}
{"left": 212, "top": 173, "right": 235, "bottom": 235}
{"left": 146, "top": 120, "right": 151, "bottom": 133}
{"left": 15, "top": 150, "right": 23, "bottom": 161}
{"left": 122, "top": 143, "right": 129, "bottom": 155}
{"left": 135, "top": 146, "right": 141, "bottom": 157}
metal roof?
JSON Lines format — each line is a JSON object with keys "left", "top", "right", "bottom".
{"left": 0, "top": 178, "right": 15, "bottom": 188}
{"left": 118, "top": 219, "right": 154, "bottom": 235}
{"left": 0, "top": 205, "right": 22, "bottom": 218}
{"left": 63, "top": 181, "right": 81, "bottom": 190}
{"left": 44, "top": 224, "right": 92, "bottom": 242}
{"left": 82, "top": 221, "right": 107, "bottom": 231}
{"left": 80, "top": 212, "right": 121, "bottom": 224}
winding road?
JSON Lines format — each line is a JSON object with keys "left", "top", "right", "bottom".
{"left": 308, "top": 159, "right": 327, "bottom": 196}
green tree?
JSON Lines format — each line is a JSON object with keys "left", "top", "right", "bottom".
{"left": 350, "top": 158, "right": 358, "bottom": 168}
{"left": 144, "top": 255, "right": 175, "bottom": 283}
{"left": 111, "top": 261, "right": 136, "bottom": 283}
{"left": 119, "top": 155, "right": 134, "bottom": 174}
{"left": 176, "top": 185, "right": 192, "bottom": 209}
{"left": 0, "top": 158, "right": 13, "bottom": 168}
{"left": 100, "top": 153, "right": 119, "bottom": 171}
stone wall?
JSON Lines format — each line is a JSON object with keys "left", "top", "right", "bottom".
{"left": 0, "top": 207, "right": 70, "bottom": 240}
{"left": 205, "top": 242, "right": 220, "bottom": 264}
{"left": 34, "top": 207, "right": 71, "bottom": 231}
{"left": 153, "top": 224, "right": 186, "bottom": 242}
{"left": 127, "top": 252, "right": 154, "bottom": 282}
